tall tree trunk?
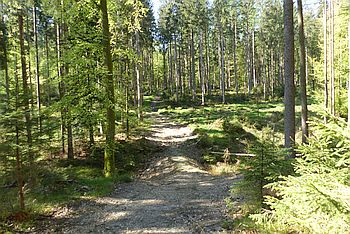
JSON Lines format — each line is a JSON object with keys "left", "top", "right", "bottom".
{"left": 233, "top": 20, "right": 238, "bottom": 95}
{"left": 252, "top": 27, "right": 256, "bottom": 89}
{"left": 205, "top": 28, "right": 211, "bottom": 96}
{"left": 323, "top": 0, "right": 328, "bottom": 121}
{"left": 199, "top": 30, "right": 205, "bottom": 105}
{"left": 45, "top": 33, "right": 51, "bottom": 106}
{"left": 220, "top": 24, "right": 225, "bottom": 104}
{"left": 101, "top": 0, "right": 116, "bottom": 177}
{"left": 56, "top": 23, "right": 65, "bottom": 154}
{"left": 330, "top": 0, "right": 335, "bottom": 115}
{"left": 174, "top": 34, "right": 179, "bottom": 102}
{"left": 283, "top": 0, "right": 295, "bottom": 157}
{"left": 33, "top": 0, "right": 42, "bottom": 131}
{"left": 169, "top": 41, "right": 173, "bottom": 96}
{"left": 0, "top": 1, "right": 9, "bottom": 108}
{"left": 191, "top": 29, "right": 196, "bottom": 100}
{"left": 26, "top": 16, "right": 34, "bottom": 111}
{"left": 348, "top": 19, "right": 350, "bottom": 128}
{"left": 19, "top": 11, "right": 33, "bottom": 162}
{"left": 297, "top": 0, "right": 309, "bottom": 144}
{"left": 162, "top": 45, "right": 167, "bottom": 91}
{"left": 67, "top": 119, "right": 74, "bottom": 160}
{"left": 14, "top": 47, "right": 25, "bottom": 210}
{"left": 135, "top": 31, "right": 142, "bottom": 120}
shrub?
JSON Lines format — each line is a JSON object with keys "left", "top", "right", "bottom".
{"left": 252, "top": 118, "right": 350, "bottom": 233}
{"left": 228, "top": 127, "right": 291, "bottom": 215}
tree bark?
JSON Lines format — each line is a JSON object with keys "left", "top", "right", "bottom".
{"left": 348, "top": 19, "right": 350, "bottom": 128}
{"left": 199, "top": 30, "right": 205, "bottom": 105}
{"left": 191, "top": 29, "right": 196, "bottom": 100}
{"left": 135, "top": 31, "right": 143, "bottom": 120}
{"left": 19, "top": 11, "right": 33, "bottom": 162}
{"left": 297, "top": 0, "right": 308, "bottom": 144}
{"left": 33, "top": 0, "right": 42, "bottom": 131}
{"left": 174, "top": 34, "right": 179, "bottom": 102}
{"left": 220, "top": 24, "right": 225, "bottom": 104}
{"left": 0, "top": 1, "right": 9, "bottom": 108}
{"left": 233, "top": 20, "right": 238, "bottom": 95}
{"left": 330, "top": 0, "right": 335, "bottom": 115}
{"left": 323, "top": 0, "right": 328, "bottom": 122}
{"left": 56, "top": 23, "right": 65, "bottom": 154}
{"left": 101, "top": 0, "right": 116, "bottom": 177}
{"left": 14, "top": 47, "right": 25, "bottom": 210}
{"left": 283, "top": 0, "right": 295, "bottom": 157}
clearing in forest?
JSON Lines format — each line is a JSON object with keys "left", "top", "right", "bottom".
{"left": 40, "top": 114, "right": 240, "bottom": 233}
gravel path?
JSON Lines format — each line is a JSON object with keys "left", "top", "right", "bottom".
{"left": 43, "top": 114, "right": 239, "bottom": 233}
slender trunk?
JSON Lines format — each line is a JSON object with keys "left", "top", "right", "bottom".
{"left": 263, "top": 55, "right": 267, "bottom": 100}
{"left": 233, "top": 20, "right": 238, "bottom": 95}
{"left": 205, "top": 28, "right": 211, "bottom": 96}
{"left": 67, "top": 121, "right": 73, "bottom": 160}
{"left": 174, "top": 34, "right": 179, "bottom": 102}
{"left": 45, "top": 33, "right": 51, "bottom": 106}
{"left": 33, "top": 0, "right": 41, "bottom": 131}
{"left": 0, "top": 3, "right": 9, "bottom": 107}
{"left": 101, "top": 0, "right": 116, "bottom": 177}
{"left": 191, "top": 29, "right": 196, "bottom": 100}
{"left": 297, "top": 0, "right": 309, "bottom": 143}
{"left": 19, "top": 11, "right": 33, "bottom": 162}
{"left": 246, "top": 22, "right": 252, "bottom": 95}
{"left": 284, "top": 0, "right": 295, "bottom": 157}
{"left": 169, "top": 41, "right": 173, "bottom": 96}
{"left": 135, "top": 31, "right": 142, "bottom": 120}
{"left": 324, "top": 1, "right": 328, "bottom": 121}
{"left": 14, "top": 47, "right": 25, "bottom": 210}
{"left": 252, "top": 27, "right": 256, "bottom": 88}
{"left": 63, "top": 26, "right": 73, "bottom": 160}
{"left": 220, "top": 25, "right": 225, "bottom": 104}
{"left": 56, "top": 20, "right": 66, "bottom": 154}
{"left": 26, "top": 16, "right": 34, "bottom": 111}
{"left": 348, "top": 19, "right": 350, "bottom": 128}
{"left": 126, "top": 60, "right": 130, "bottom": 138}
{"left": 162, "top": 45, "right": 167, "bottom": 91}
{"left": 330, "top": 0, "right": 335, "bottom": 115}
{"left": 199, "top": 30, "right": 205, "bottom": 105}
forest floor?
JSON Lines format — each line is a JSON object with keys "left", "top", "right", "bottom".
{"left": 38, "top": 113, "right": 240, "bottom": 233}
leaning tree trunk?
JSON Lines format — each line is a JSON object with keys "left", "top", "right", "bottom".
{"left": 101, "top": 0, "right": 116, "bottom": 177}
{"left": 297, "top": 0, "right": 309, "bottom": 143}
{"left": 283, "top": 0, "right": 295, "bottom": 157}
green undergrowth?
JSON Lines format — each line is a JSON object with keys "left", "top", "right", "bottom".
{"left": 156, "top": 93, "right": 325, "bottom": 232}
{"left": 0, "top": 162, "right": 130, "bottom": 232}
{"left": 0, "top": 137, "right": 159, "bottom": 232}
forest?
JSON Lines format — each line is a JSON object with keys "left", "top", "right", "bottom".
{"left": 0, "top": 0, "right": 349, "bottom": 233}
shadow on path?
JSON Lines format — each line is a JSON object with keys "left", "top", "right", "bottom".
{"left": 40, "top": 113, "right": 240, "bottom": 234}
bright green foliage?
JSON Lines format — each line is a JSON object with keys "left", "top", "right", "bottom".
{"left": 252, "top": 118, "right": 350, "bottom": 233}
{"left": 229, "top": 127, "right": 291, "bottom": 214}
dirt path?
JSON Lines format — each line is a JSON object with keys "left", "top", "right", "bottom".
{"left": 43, "top": 114, "right": 239, "bottom": 233}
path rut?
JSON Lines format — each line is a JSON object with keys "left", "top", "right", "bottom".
{"left": 42, "top": 114, "right": 239, "bottom": 233}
